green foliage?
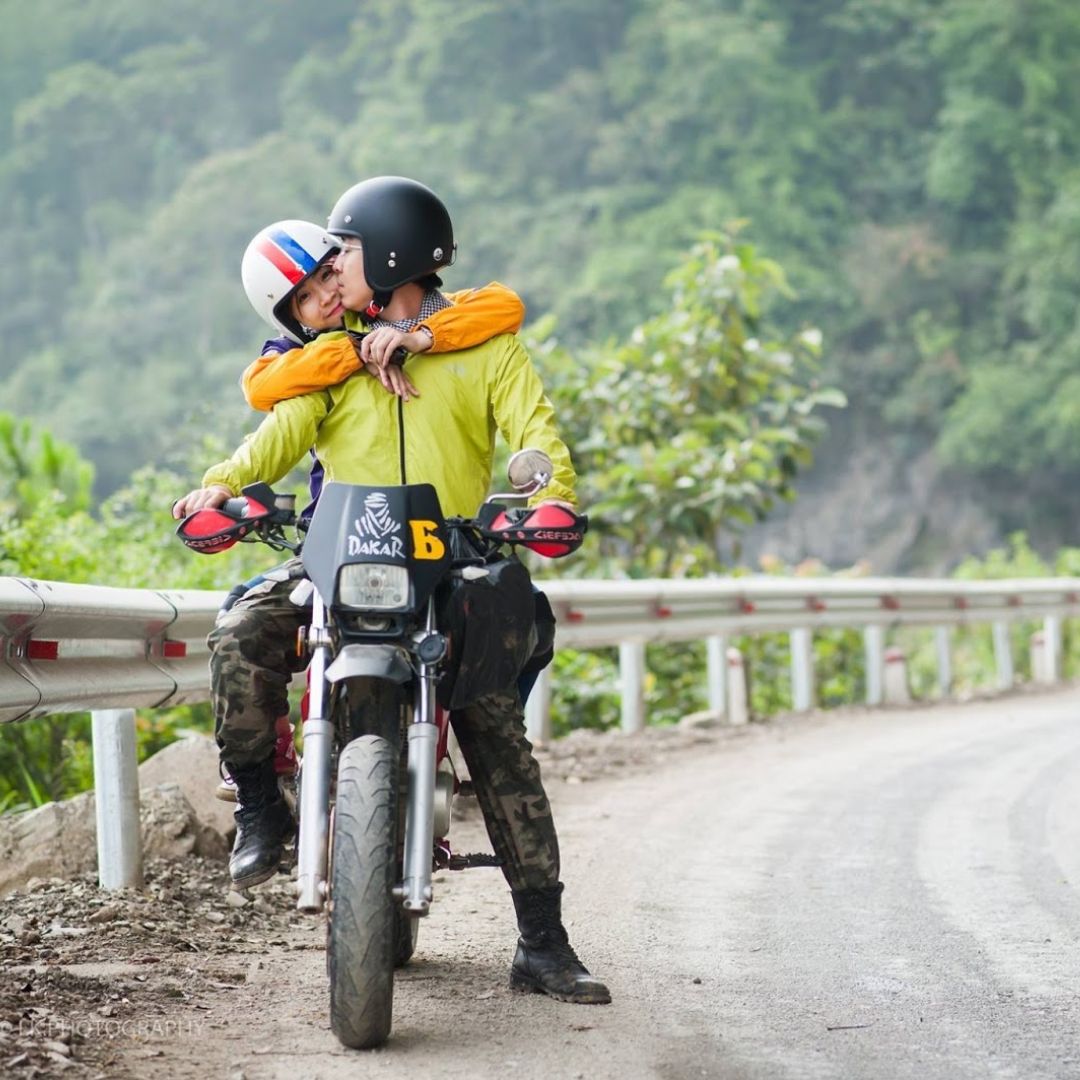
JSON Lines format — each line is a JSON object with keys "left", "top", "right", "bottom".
{"left": 0, "top": 0, "right": 1078, "bottom": 547}
{"left": 924, "top": 1, "right": 1080, "bottom": 498}
{"left": 0, "top": 423, "right": 291, "bottom": 812}
{"left": 4, "top": 423, "right": 1078, "bottom": 811}
{"left": 0, "top": 413, "right": 93, "bottom": 520}
{"left": 0, "top": 423, "right": 289, "bottom": 587}
{"left": 538, "top": 231, "right": 843, "bottom": 578}
{"left": 547, "top": 648, "right": 622, "bottom": 736}
{"left": 0, "top": 706, "right": 215, "bottom": 816}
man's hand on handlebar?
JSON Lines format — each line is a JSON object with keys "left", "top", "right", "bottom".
{"left": 172, "top": 485, "right": 232, "bottom": 519}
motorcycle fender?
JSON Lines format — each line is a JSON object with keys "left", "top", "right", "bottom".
{"left": 324, "top": 643, "right": 412, "bottom": 684}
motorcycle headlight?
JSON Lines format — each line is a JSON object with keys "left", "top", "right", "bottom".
{"left": 337, "top": 563, "right": 410, "bottom": 610}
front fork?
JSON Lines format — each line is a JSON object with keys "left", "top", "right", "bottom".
{"left": 295, "top": 593, "right": 442, "bottom": 916}
{"left": 296, "top": 592, "right": 333, "bottom": 913}
{"left": 395, "top": 598, "right": 440, "bottom": 914}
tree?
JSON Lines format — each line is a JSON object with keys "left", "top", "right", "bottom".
{"left": 538, "top": 231, "right": 845, "bottom": 577}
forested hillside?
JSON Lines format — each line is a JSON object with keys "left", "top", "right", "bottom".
{"left": 3, "top": 0, "right": 1080, "bottom": 569}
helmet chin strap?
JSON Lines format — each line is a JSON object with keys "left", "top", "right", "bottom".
{"left": 365, "top": 288, "right": 393, "bottom": 319}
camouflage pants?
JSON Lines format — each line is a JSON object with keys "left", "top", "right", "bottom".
{"left": 449, "top": 690, "right": 559, "bottom": 890}
{"left": 208, "top": 563, "right": 558, "bottom": 891}
{"left": 208, "top": 560, "right": 309, "bottom": 767}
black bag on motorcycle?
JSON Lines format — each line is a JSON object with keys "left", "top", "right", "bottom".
{"left": 436, "top": 545, "right": 538, "bottom": 711}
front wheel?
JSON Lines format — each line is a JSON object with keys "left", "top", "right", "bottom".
{"left": 328, "top": 734, "right": 398, "bottom": 1049}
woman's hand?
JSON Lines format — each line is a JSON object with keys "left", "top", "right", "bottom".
{"left": 357, "top": 325, "right": 433, "bottom": 368}
{"left": 363, "top": 361, "right": 420, "bottom": 401}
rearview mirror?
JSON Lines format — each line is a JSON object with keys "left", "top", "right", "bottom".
{"left": 506, "top": 448, "right": 553, "bottom": 495}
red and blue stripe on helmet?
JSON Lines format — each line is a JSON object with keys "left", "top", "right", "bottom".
{"left": 256, "top": 228, "right": 320, "bottom": 285}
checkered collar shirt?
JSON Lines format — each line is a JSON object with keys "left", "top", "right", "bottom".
{"left": 372, "top": 289, "right": 451, "bottom": 332}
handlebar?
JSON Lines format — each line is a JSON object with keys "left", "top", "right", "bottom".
{"left": 175, "top": 482, "right": 299, "bottom": 555}
{"left": 177, "top": 484, "right": 585, "bottom": 559}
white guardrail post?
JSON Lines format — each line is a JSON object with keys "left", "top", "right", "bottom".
{"left": 524, "top": 665, "right": 553, "bottom": 744}
{"left": 1030, "top": 616, "right": 1062, "bottom": 685}
{"left": 935, "top": 626, "right": 953, "bottom": 697}
{"left": 1043, "top": 614, "right": 1062, "bottom": 683}
{"left": 993, "top": 621, "right": 1014, "bottom": 690}
{"left": 727, "top": 646, "right": 749, "bottom": 725}
{"left": 91, "top": 708, "right": 143, "bottom": 889}
{"left": 789, "top": 628, "right": 815, "bottom": 712}
{"left": 883, "top": 646, "right": 912, "bottom": 705}
{"left": 619, "top": 641, "right": 646, "bottom": 734}
{"left": 864, "top": 625, "right": 885, "bottom": 707}
{"left": 705, "top": 635, "right": 728, "bottom": 719}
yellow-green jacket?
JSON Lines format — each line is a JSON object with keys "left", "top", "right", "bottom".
{"left": 202, "top": 333, "right": 576, "bottom": 516}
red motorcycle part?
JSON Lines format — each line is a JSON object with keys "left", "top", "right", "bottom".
{"left": 488, "top": 503, "right": 587, "bottom": 558}
{"left": 435, "top": 704, "right": 451, "bottom": 762}
{"left": 175, "top": 494, "right": 273, "bottom": 554}
{"left": 273, "top": 716, "right": 299, "bottom": 776}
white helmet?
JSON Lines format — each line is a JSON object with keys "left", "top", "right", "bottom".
{"left": 240, "top": 219, "right": 339, "bottom": 343}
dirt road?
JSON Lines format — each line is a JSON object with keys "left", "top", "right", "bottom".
{"left": 6, "top": 688, "right": 1080, "bottom": 1079}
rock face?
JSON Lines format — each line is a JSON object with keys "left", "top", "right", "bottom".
{"left": 137, "top": 732, "right": 235, "bottom": 841}
{"left": 0, "top": 793, "right": 98, "bottom": 897}
{"left": 0, "top": 734, "right": 232, "bottom": 897}
{"left": 140, "top": 783, "right": 229, "bottom": 863}
{"left": 738, "top": 437, "right": 1000, "bottom": 574}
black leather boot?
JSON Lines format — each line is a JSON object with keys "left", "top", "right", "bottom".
{"left": 510, "top": 884, "right": 611, "bottom": 1004}
{"left": 227, "top": 757, "right": 295, "bottom": 889}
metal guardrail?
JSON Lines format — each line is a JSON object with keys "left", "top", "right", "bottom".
{"left": 543, "top": 576, "right": 1080, "bottom": 645}
{"left": 536, "top": 576, "right": 1075, "bottom": 736}
{"left": 1, "top": 574, "right": 1076, "bottom": 724}
{"left": 0, "top": 578, "right": 220, "bottom": 724}
{"left": 1, "top": 573, "right": 1074, "bottom": 891}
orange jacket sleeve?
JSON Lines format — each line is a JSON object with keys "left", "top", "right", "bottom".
{"left": 241, "top": 333, "right": 360, "bottom": 412}
{"left": 422, "top": 282, "right": 525, "bottom": 352}
{"left": 241, "top": 284, "right": 526, "bottom": 411}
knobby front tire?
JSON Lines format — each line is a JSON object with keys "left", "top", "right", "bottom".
{"left": 328, "top": 734, "right": 398, "bottom": 1049}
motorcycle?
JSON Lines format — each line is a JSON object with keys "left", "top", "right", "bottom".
{"left": 176, "top": 449, "right": 585, "bottom": 1048}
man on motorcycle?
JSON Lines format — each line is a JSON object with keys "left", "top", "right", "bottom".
{"left": 215, "top": 221, "right": 530, "bottom": 799}
{"left": 173, "top": 176, "right": 610, "bottom": 1005}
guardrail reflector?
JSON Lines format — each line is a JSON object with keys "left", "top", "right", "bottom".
{"left": 162, "top": 641, "right": 187, "bottom": 659}
{"left": 26, "top": 640, "right": 59, "bottom": 660}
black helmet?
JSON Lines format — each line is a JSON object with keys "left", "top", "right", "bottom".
{"left": 326, "top": 176, "right": 455, "bottom": 293}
